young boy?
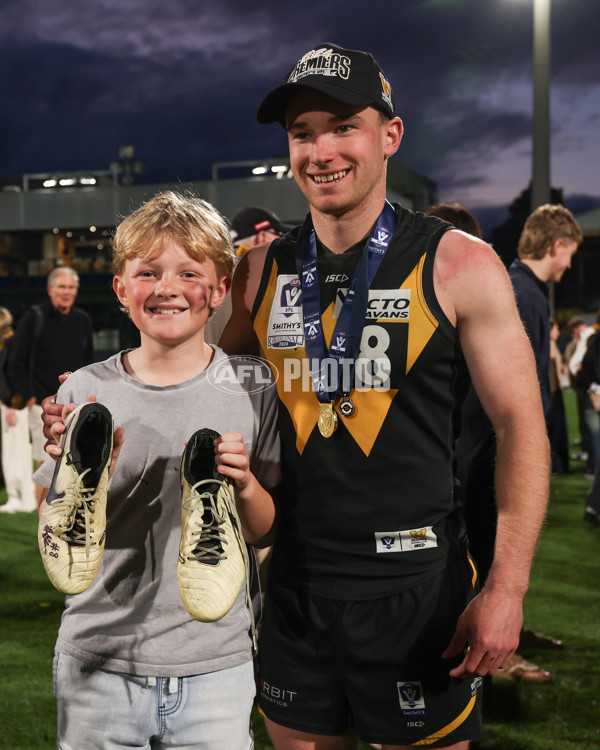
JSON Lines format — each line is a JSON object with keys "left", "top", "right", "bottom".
{"left": 34, "top": 191, "right": 280, "bottom": 750}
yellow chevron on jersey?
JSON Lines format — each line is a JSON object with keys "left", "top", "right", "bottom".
{"left": 406, "top": 253, "right": 438, "bottom": 374}
{"left": 254, "top": 249, "right": 440, "bottom": 456}
{"left": 254, "top": 259, "right": 397, "bottom": 455}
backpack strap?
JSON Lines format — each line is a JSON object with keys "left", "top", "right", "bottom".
{"left": 28, "top": 304, "right": 45, "bottom": 381}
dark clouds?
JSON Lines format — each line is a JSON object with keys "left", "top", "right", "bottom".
{"left": 1, "top": 0, "right": 599, "bottom": 224}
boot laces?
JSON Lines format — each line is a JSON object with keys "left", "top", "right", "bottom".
{"left": 53, "top": 468, "right": 98, "bottom": 559}
{"left": 183, "top": 477, "right": 256, "bottom": 649}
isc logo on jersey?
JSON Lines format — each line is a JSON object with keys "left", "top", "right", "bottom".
{"left": 334, "top": 288, "right": 411, "bottom": 321}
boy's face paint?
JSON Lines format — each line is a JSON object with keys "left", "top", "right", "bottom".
{"left": 113, "top": 241, "right": 228, "bottom": 347}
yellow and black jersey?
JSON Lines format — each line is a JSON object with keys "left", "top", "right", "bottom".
{"left": 252, "top": 205, "right": 469, "bottom": 599}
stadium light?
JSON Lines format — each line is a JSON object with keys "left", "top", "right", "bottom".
{"left": 531, "top": 0, "right": 551, "bottom": 210}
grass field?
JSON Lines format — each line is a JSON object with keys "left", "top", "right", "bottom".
{"left": 0, "top": 389, "right": 598, "bottom": 749}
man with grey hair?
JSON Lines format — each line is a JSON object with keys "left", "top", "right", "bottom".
{"left": 7, "top": 266, "right": 94, "bottom": 475}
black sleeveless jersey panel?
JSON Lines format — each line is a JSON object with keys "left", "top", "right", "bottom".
{"left": 252, "top": 205, "right": 469, "bottom": 598}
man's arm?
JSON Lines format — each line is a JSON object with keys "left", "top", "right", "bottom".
{"left": 218, "top": 242, "right": 270, "bottom": 356}
{"left": 435, "top": 230, "right": 550, "bottom": 677}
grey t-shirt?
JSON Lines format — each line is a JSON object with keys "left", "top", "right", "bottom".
{"left": 35, "top": 347, "right": 280, "bottom": 677}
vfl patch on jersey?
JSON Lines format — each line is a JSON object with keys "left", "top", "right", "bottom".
{"left": 334, "top": 288, "right": 411, "bottom": 322}
{"left": 374, "top": 526, "right": 437, "bottom": 553}
{"left": 267, "top": 274, "right": 304, "bottom": 349}
{"left": 397, "top": 681, "right": 426, "bottom": 717}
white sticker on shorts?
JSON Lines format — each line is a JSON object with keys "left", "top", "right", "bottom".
{"left": 374, "top": 526, "right": 437, "bottom": 553}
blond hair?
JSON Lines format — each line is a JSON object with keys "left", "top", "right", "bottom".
{"left": 111, "top": 191, "right": 235, "bottom": 281}
{"left": 518, "top": 204, "right": 583, "bottom": 260}
{"left": 0, "top": 306, "right": 13, "bottom": 335}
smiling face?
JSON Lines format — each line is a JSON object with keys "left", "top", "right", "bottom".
{"left": 285, "top": 91, "right": 402, "bottom": 221}
{"left": 113, "top": 241, "right": 228, "bottom": 349}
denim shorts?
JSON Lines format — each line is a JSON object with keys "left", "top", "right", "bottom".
{"left": 53, "top": 652, "right": 255, "bottom": 749}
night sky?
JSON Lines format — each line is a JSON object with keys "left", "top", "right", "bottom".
{"left": 1, "top": 0, "right": 599, "bottom": 233}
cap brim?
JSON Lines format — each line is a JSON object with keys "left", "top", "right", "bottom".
{"left": 257, "top": 81, "right": 377, "bottom": 125}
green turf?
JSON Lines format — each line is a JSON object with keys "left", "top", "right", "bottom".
{"left": 0, "top": 388, "right": 598, "bottom": 748}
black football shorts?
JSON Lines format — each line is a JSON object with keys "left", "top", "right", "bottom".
{"left": 257, "top": 555, "right": 482, "bottom": 746}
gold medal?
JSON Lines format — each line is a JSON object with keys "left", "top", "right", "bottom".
{"left": 317, "top": 402, "right": 338, "bottom": 438}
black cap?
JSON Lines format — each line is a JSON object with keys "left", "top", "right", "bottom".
{"left": 230, "top": 207, "right": 292, "bottom": 241}
{"left": 257, "top": 43, "right": 395, "bottom": 126}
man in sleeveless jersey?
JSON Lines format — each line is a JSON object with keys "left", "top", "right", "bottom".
{"left": 219, "top": 44, "right": 549, "bottom": 749}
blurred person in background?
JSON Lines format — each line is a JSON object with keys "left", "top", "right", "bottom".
{"left": 548, "top": 318, "right": 570, "bottom": 474}
{"left": 577, "top": 326, "right": 600, "bottom": 527}
{"left": 204, "top": 207, "right": 291, "bottom": 345}
{"left": 566, "top": 315, "right": 596, "bottom": 475}
{"left": 509, "top": 205, "right": 582, "bottom": 420}
{"left": 7, "top": 267, "right": 94, "bottom": 490}
{"left": 0, "top": 307, "right": 36, "bottom": 513}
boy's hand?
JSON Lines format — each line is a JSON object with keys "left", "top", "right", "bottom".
{"left": 45, "top": 402, "right": 124, "bottom": 479}
{"left": 214, "top": 432, "right": 250, "bottom": 489}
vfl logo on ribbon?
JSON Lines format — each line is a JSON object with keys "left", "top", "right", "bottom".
{"left": 330, "top": 333, "right": 347, "bottom": 352}
{"left": 380, "top": 535, "right": 396, "bottom": 550}
{"left": 372, "top": 227, "right": 390, "bottom": 250}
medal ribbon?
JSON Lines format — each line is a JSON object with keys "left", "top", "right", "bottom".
{"left": 296, "top": 201, "right": 396, "bottom": 404}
